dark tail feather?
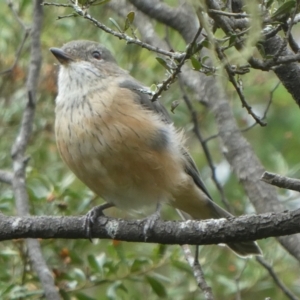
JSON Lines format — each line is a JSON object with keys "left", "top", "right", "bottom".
{"left": 174, "top": 188, "right": 263, "bottom": 257}
{"left": 226, "top": 241, "right": 262, "bottom": 257}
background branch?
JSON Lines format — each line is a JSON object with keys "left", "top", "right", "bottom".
{"left": 9, "top": 1, "right": 60, "bottom": 299}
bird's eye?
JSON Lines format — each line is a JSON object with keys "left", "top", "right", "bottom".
{"left": 92, "top": 51, "right": 101, "bottom": 60}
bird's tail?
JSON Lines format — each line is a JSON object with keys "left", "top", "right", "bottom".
{"left": 173, "top": 184, "right": 262, "bottom": 257}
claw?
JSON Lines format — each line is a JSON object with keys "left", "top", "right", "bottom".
{"left": 84, "top": 202, "right": 114, "bottom": 241}
{"left": 143, "top": 203, "right": 162, "bottom": 240}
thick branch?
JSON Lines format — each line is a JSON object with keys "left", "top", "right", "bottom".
{"left": 129, "top": 0, "right": 198, "bottom": 42}
{"left": 1, "top": 209, "right": 300, "bottom": 244}
{"left": 262, "top": 35, "right": 300, "bottom": 106}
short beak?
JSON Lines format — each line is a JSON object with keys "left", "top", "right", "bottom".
{"left": 50, "top": 48, "right": 74, "bottom": 64}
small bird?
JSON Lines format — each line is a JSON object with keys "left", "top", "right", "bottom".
{"left": 50, "top": 40, "right": 262, "bottom": 257}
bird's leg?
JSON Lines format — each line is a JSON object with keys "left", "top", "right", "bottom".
{"left": 85, "top": 202, "right": 114, "bottom": 240}
{"left": 143, "top": 202, "right": 162, "bottom": 240}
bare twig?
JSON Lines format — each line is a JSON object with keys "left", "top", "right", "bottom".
{"left": 182, "top": 245, "right": 214, "bottom": 300}
{"left": 198, "top": 12, "right": 266, "bottom": 126}
{"left": 208, "top": 9, "right": 250, "bottom": 18}
{"left": 42, "top": 2, "right": 73, "bottom": 7}
{"left": 261, "top": 172, "right": 300, "bottom": 192}
{"left": 44, "top": 2, "right": 184, "bottom": 60}
{"left": 7, "top": 0, "right": 30, "bottom": 30}
{"left": 216, "top": 45, "right": 266, "bottom": 126}
{"left": 178, "top": 79, "right": 232, "bottom": 212}
{"left": 241, "top": 81, "right": 280, "bottom": 132}
{"left": 151, "top": 26, "right": 203, "bottom": 102}
{"left": 234, "top": 260, "right": 248, "bottom": 300}
{"left": 177, "top": 210, "right": 214, "bottom": 298}
{"left": 0, "top": 31, "right": 30, "bottom": 75}
{"left": 203, "top": 82, "right": 279, "bottom": 140}
{"left": 256, "top": 256, "right": 299, "bottom": 300}
{"left": 0, "top": 1, "right": 31, "bottom": 75}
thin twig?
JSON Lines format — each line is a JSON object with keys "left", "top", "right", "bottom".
{"left": 178, "top": 79, "right": 232, "bottom": 212}
{"left": 7, "top": 0, "right": 30, "bottom": 30}
{"left": 177, "top": 210, "right": 214, "bottom": 299}
{"left": 182, "top": 245, "right": 214, "bottom": 300}
{"left": 261, "top": 172, "right": 300, "bottom": 192}
{"left": 0, "top": 31, "right": 30, "bottom": 75}
{"left": 216, "top": 45, "right": 266, "bottom": 126}
{"left": 241, "top": 81, "right": 280, "bottom": 132}
{"left": 45, "top": 2, "right": 184, "bottom": 60}
{"left": 42, "top": 2, "right": 73, "bottom": 7}
{"left": 198, "top": 12, "right": 266, "bottom": 126}
{"left": 256, "top": 256, "right": 299, "bottom": 300}
{"left": 1, "top": 1, "right": 31, "bottom": 76}
{"left": 208, "top": 9, "right": 250, "bottom": 18}
{"left": 234, "top": 260, "right": 248, "bottom": 300}
{"left": 151, "top": 26, "right": 203, "bottom": 102}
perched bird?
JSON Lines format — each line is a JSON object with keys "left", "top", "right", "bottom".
{"left": 50, "top": 40, "right": 262, "bottom": 257}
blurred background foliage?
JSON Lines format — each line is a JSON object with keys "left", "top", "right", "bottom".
{"left": 1, "top": 0, "right": 300, "bottom": 299}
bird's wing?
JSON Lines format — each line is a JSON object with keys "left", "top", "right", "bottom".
{"left": 119, "top": 78, "right": 213, "bottom": 200}
{"left": 118, "top": 79, "right": 172, "bottom": 124}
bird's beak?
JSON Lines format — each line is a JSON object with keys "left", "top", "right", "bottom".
{"left": 50, "top": 48, "right": 74, "bottom": 65}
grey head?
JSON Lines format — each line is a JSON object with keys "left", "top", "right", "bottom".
{"left": 50, "top": 40, "right": 116, "bottom": 64}
{"left": 50, "top": 40, "right": 126, "bottom": 78}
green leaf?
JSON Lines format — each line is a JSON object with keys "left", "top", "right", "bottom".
{"left": 271, "top": 0, "right": 296, "bottom": 20}
{"left": 91, "top": 0, "right": 111, "bottom": 7}
{"left": 150, "top": 84, "right": 157, "bottom": 93}
{"left": 229, "top": 33, "right": 237, "bottom": 46}
{"left": 109, "top": 18, "right": 122, "bottom": 32}
{"left": 130, "top": 257, "right": 151, "bottom": 272}
{"left": 156, "top": 57, "right": 170, "bottom": 70}
{"left": 190, "top": 56, "right": 202, "bottom": 70}
{"left": 146, "top": 276, "right": 167, "bottom": 298}
{"left": 171, "top": 260, "right": 193, "bottom": 274}
{"left": 75, "top": 293, "right": 97, "bottom": 300}
{"left": 201, "top": 56, "right": 209, "bottom": 64}
{"left": 266, "top": 0, "right": 275, "bottom": 8}
{"left": 107, "top": 281, "right": 128, "bottom": 300}
{"left": 59, "top": 289, "right": 71, "bottom": 300}
{"left": 154, "top": 244, "right": 168, "bottom": 258}
{"left": 200, "top": 39, "right": 211, "bottom": 49}
{"left": 124, "top": 11, "right": 135, "bottom": 31}
{"left": 87, "top": 254, "right": 103, "bottom": 273}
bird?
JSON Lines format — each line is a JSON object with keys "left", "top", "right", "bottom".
{"left": 50, "top": 40, "right": 262, "bottom": 257}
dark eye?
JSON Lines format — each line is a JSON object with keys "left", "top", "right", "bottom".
{"left": 92, "top": 51, "right": 101, "bottom": 60}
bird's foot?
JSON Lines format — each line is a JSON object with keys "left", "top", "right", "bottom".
{"left": 143, "top": 203, "right": 162, "bottom": 241}
{"left": 84, "top": 202, "right": 114, "bottom": 241}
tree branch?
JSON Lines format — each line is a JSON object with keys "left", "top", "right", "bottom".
{"left": 10, "top": 1, "right": 60, "bottom": 299}
{"left": 1, "top": 209, "right": 300, "bottom": 245}
{"left": 261, "top": 172, "right": 300, "bottom": 192}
